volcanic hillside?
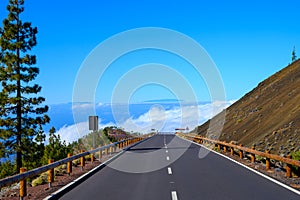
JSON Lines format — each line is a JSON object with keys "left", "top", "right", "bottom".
{"left": 194, "top": 59, "right": 300, "bottom": 155}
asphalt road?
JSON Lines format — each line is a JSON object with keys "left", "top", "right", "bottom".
{"left": 60, "top": 134, "right": 300, "bottom": 200}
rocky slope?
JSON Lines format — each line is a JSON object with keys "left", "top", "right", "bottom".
{"left": 194, "top": 59, "right": 300, "bottom": 155}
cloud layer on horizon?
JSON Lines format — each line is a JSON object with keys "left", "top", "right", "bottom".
{"left": 53, "top": 101, "right": 234, "bottom": 144}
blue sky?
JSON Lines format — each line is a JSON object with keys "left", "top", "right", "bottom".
{"left": 0, "top": 0, "right": 299, "bottom": 104}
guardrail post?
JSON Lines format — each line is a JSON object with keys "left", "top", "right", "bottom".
{"left": 114, "top": 144, "right": 117, "bottom": 153}
{"left": 48, "top": 159, "right": 54, "bottom": 188}
{"left": 265, "top": 150, "right": 270, "bottom": 170}
{"left": 80, "top": 150, "right": 85, "bottom": 171}
{"left": 230, "top": 147, "right": 234, "bottom": 156}
{"left": 286, "top": 155, "right": 292, "bottom": 178}
{"left": 239, "top": 144, "right": 243, "bottom": 159}
{"left": 251, "top": 146, "right": 256, "bottom": 163}
{"left": 98, "top": 145, "right": 102, "bottom": 161}
{"left": 193, "top": 137, "right": 197, "bottom": 143}
{"left": 67, "top": 153, "right": 72, "bottom": 175}
{"left": 117, "top": 141, "right": 120, "bottom": 149}
{"left": 109, "top": 143, "right": 112, "bottom": 155}
{"left": 105, "top": 147, "right": 108, "bottom": 155}
{"left": 91, "top": 148, "right": 95, "bottom": 162}
{"left": 19, "top": 167, "right": 27, "bottom": 200}
{"left": 223, "top": 144, "right": 227, "bottom": 153}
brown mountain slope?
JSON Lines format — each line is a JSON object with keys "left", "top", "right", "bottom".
{"left": 194, "top": 59, "right": 300, "bottom": 155}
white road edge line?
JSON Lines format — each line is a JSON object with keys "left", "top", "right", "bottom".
{"left": 178, "top": 135, "right": 300, "bottom": 196}
{"left": 168, "top": 167, "right": 172, "bottom": 175}
{"left": 171, "top": 191, "right": 178, "bottom": 200}
{"left": 166, "top": 156, "right": 170, "bottom": 161}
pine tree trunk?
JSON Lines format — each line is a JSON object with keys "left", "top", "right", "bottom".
{"left": 16, "top": 61, "right": 22, "bottom": 172}
{"left": 16, "top": 4, "right": 22, "bottom": 173}
{"left": 16, "top": 75, "right": 22, "bottom": 172}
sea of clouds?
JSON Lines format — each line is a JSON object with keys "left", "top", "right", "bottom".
{"left": 46, "top": 100, "right": 235, "bottom": 144}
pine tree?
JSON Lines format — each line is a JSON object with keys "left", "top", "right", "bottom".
{"left": 0, "top": 0, "right": 49, "bottom": 173}
{"left": 42, "top": 127, "right": 71, "bottom": 165}
{"left": 292, "top": 46, "right": 297, "bottom": 62}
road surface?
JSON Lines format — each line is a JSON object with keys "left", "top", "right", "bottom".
{"left": 59, "top": 134, "right": 300, "bottom": 200}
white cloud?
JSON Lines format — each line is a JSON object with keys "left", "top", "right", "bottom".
{"left": 72, "top": 103, "right": 93, "bottom": 110}
{"left": 71, "top": 102, "right": 105, "bottom": 111}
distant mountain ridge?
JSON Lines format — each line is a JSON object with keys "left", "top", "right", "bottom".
{"left": 194, "top": 59, "right": 300, "bottom": 155}
{"left": 142, "top": 99, "right": 183, "bottom": 103}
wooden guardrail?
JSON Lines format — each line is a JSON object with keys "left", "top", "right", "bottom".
{"left": 177, "top": 133, "right": 300, "bottom": 178}
{"left": 0, "top": 137, "right": 144, "bottom": 199}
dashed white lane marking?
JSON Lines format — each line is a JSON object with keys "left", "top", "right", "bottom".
{"left": 166, "top": 150, "right": 168, "bottom": 153}
{"left": 171, "top": 191, "right": 178, "bottom": 200}
{"left": 168, "top": 167, "right": 172, "bottom": 175}
{"left": 166, "top": 156, "right": 170, "bottom": 161}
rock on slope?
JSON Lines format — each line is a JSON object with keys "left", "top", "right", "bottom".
{"left": 194, "top": 59, "right": 300, "bottom": 155}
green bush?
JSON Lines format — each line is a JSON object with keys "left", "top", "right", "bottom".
{"left": 31, "top": 172, "right": 48, "bottom": 187}
{"left": 236, "top": 119, "right": 242, "bottom": 123}
{"left": 72, "top": 159, "right": 80, "bottom": 166}
{"left": 55, "top": 164, "right": 67, "bottom": 176}
{"left": 291, "top": 151, "right": 300, "bottom": 161}
{"left": 291, "top": 151, "right": 300, "bottom": 176}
